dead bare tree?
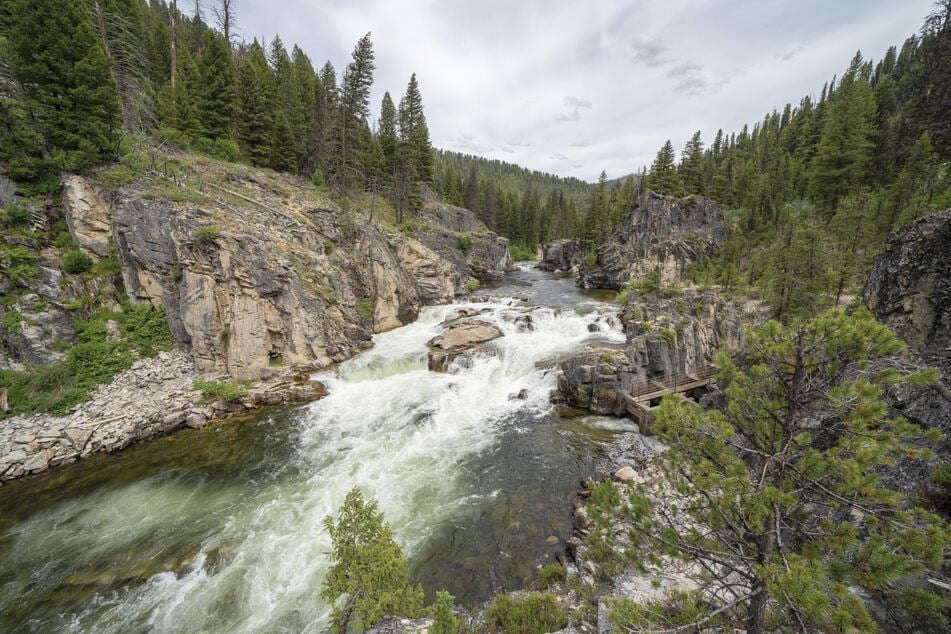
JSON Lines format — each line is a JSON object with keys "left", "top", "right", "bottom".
{"left": 212, "top": 0, "right": 238, "bottom": 46}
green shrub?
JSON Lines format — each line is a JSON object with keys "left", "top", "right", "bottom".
{"left": 484, "top": 592, "right": 568, "bottom": 634}
{"left": 430, "top": 590, "right": 458, "bottom": 634}
{"left": 509, "top": 244, "right": 535, "bottom": 261}
{"left": 192, "top": 379, "right": 249, "bottom": 403}
{"left": 2, "top": 311, "right": 23, "bottom": 335}
{"left": 95, "top": 163, "right": 136, "bottom": 190}
{"left": 91, "top": 256, "right": 121, "bottom": 276}
{"left": 194, "top": 225, "right": 221, "bottom": 245}
{"left": 607, "top": 590, "right": 726, "bottom": 632}
{"left": 2, "top": 204, "right": 31, "bottom": 226}
{"left": 118, "top": 304, "right": 174, "bottom": 356}
{"left": 55, "top": 230, "right": 76, "bottom": 248}
{"left": 312, "top": 169, "right": 326, "bottom": 188}
{"left": 456, "top": 235, "right": 474, "bottom": 253}
{"left": 63, "top": 250, "right": 94, "bottom": 274}
{"left": 23, "top": 174, "right": 61, "bottom": 196}
{"left": 0, "top": 305, "right": 175, "bottom": 418}
{"left": 464, "top": 279, "right": 480, "bottom": 293}
{"left": 536, "top": 564, "right": 566, "bottom": 589}
{"left": 356, "top": 297, "right": 375, "bottom": 318}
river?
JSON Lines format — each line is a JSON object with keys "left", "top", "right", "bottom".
{"left": 0, "top": 265, "right": 657, "bottom": 632}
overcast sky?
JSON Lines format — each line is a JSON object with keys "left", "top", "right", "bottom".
{"left": 232, "top": 0, "right": 936, "bottom": 182}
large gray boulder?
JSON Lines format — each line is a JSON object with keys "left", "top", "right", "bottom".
{"left": 427, "top": 319, "right": 503, "bottom": 372}
{"left": 863, "top": 209, "right": 951, "bottom": 358}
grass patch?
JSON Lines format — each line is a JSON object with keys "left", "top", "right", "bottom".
{"left": 0, "top": 304, "right": 175, "bottom": 418}
{"left": 194, "top": 225, "right": 221, "bottom": 245}
{"left": 192, "top": 379, "right": 250, "bottom": 403}
{"left": 484, "top": 592, "right": 569, "bottom": 633}
{"left": 2, "top": 204, "right": 31, "bottom": 227}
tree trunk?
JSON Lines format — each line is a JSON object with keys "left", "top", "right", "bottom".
{"left": 170, "top": 0, "right": 178, "bottom": 126}
{"left": 745, "top": 527, "right": 776, "bottom": 634}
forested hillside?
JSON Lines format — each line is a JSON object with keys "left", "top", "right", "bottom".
{"left": 0, "top": 0, "right": 433, "bottom": 222}
{"left": 432, "top": 150, "right": 595, "bottom": 257}
{"left": 635, "top": 2, "right": 951, "bottom": 318}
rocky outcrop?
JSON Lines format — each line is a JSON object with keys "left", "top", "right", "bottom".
{"left": 427, "top": 319, "right": 504, "bottom": 372}
{"left": 61, "top": 175, "right": 114, "bottom": 257}
{"left": 56, "top": 166, "right": 510, "bottom": 380}
{"left": 557, "top": 290, "right": 765, "bottom": 427}
{"left": 863, "top": 209, "right": 951, "bottom": 359}
{"left": 581, "top": 191, "right": 725, "bottom": 290}
{"left": 538, "top": 239, "right": 583, "bottom": 273}
{"left": 414, "top": 188, "right": 516, "bottom": 284}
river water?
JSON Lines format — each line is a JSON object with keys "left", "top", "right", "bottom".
{"left": 0, "top": 266, "right": 655, "bottom": 632}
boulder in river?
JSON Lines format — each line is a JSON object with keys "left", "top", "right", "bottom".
{"left": 427, "top": 319, "right": 503, "bottom": 372}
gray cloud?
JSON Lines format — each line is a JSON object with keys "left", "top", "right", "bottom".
{"left": 571, "top": 139, "right": 591, "bottom": 147}
{"left": 564, "top": 96, "right": 593, "bottom": 109}
{"left": 632, "top": 38, "right": 673, "bottom": 67}
{"left": 780, "top": 46, "right": 806, "bottom": 61}
{"left": 556, "top": 95, "right": 593, "bottom": 123}
{"left": 672, "top": 75, "right": 711, "bottom": 96}
{"left": 667, "top": 61, "right": 703, "bottom": 78}
{"left": 550, "top": 153, "right": 569, "bottom": 161}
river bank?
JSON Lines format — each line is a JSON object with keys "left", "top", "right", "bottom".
{"left": 0, "top": 349, "right": 327, "bottom": 484}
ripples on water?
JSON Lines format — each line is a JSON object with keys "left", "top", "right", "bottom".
{"left": 0, "top": 265, "right": 649, "bottom": 632}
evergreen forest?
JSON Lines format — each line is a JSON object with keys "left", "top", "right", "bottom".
{"left": 0, "top": 0, "right": 949, "bottom": 316}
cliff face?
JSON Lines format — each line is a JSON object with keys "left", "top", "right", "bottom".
{"left": 557, "top": 290, "right": 765, "bottom": 424}
{"left": 538, "top": 239, "right": 583, "bottom": 273}
{"left": 4, "top": 161, "right": 512, "bottom": 381}
{"left": 863, "top": 209, "right": 951, "bottom": 359}
{"left": 581, "top": 191, "right": 725, "bottom": 290}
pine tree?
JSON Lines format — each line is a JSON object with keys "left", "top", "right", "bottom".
{"left": 378, "top": 92, "right": 398, "bottom": 170}
{"left": 646, "top": 140, "right": 685, "bottom": 197}
{"left": 194, "top": 29, "right": 235, "bottom": 139}
{"left": 679, "top": 130, "right": 705, "bottom": 194}
{"left": 5, "top": 0, "right": 121, "bottom": 175}
{"left": 620, "top": 309, "right": 947, "bottom": 633}
{"left": 336, "top": 33, "right": 375, "bottom": 190}
{"left": 235, "top": 40, "right": 273, "bottom": 167}
{"left": 398, "top": 73, "right": 434, "bottom": 184}
{"left": 321, "top": 488, "right": 424, "bottom": 633}
{"left": 808, "top": 52, "right": 877, "bottom": 211}
{"left": 888, "top": 131, "right": 940, "bottom": 230}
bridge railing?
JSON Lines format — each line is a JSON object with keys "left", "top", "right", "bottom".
{"left": 629, "top": 364, "right": 719, "bottom": 399}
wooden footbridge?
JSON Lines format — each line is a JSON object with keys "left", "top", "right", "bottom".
{"left": 621, "top": 364, "right": 719, "bottom": 434}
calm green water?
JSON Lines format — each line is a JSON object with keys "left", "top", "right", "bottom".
{"left": 0, "top": 266, "right": 646, "bottom": 632}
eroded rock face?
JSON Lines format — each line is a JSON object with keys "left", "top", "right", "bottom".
{"left": 863, "top": 209, "right": 951, "bottom": 358}
{"left": 62, "top": 175, "right": 113, "bottom": 257}
{"left": 557, "top": 290, "right": 765, "bottom": 419}
{"left": 47, "top": 173, "right": 512, "bottom": 381}
{"left": 538, "top": 239, "right": 583, "bottom": 273}
{"left": 581, "top": 191, "right": 725, "bottom": 290}
{"left": 427, "top": 319, "right": 503, "bottom": 372}
{"left": 414, "top": 195, "right": 516, "bottom": 284}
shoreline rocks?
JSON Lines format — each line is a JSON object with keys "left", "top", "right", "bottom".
{"left": 0, "top": 349, "right": 327, "bottom": 485}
